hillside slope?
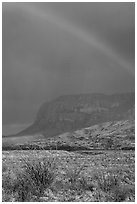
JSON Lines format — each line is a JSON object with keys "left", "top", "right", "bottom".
{"left": 4, "top": 119, "right": 134, "bottom": 151}
{"left": 17, "top": 93, "right": 134, "bottom": 137}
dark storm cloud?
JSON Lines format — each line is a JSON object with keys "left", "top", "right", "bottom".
{"left": 2, "top": 2, "right": 135, "bottom": 133}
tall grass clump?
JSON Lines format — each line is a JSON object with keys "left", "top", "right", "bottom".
{"left": 94, "top": 171, "right": 119, "bottom": 193}
{"left": 93, "top": 170, "right": 135, "bottom": 202}
{"left": 3, "top": 158, "right": 56, "bottom": 202}
{"left": 64, "top": 163, "right": 95, "bottom": 193}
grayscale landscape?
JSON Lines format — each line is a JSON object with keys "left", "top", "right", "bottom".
{"left": 2, "top": 2, "right": 135, "bottom": 202}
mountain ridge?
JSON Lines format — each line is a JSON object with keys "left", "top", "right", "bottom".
{"left": 15, "top": 92, "right": 134, "bottom": 137}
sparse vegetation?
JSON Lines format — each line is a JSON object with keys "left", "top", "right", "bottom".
{"left": 3, "top": 120, "right": 135, "bottom": 151}
{"left": 2, "top": 157, "right": 56, "bottom": 201}
{"left": 2, "top": 149, "right": 135, "bottom": 202}
{"left": 93, "top": 170, "right": 134, "bottom": 201}
{"left": 94, "top": 171, "right": 120, "bottom": 193}
{"left": 2, "top": 119, "right": 135, "bottom": 201}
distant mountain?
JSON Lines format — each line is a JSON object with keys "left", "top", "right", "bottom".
{"left": 42, "top": 119, "right": 135, "bottom": 150}
{"left": 17, "top": 93, "right": 134, "bottom": 137}
{"left": 54, "top": 119, "right": 135, "bottom": 150}
{"left": 3, "top": 119, "right": 134, "bottom": 151}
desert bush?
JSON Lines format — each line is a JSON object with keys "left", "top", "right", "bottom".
{"left": 94, "top": 171, "right": 119, "bottom": 193}
{"left": 2, "top": 164, "right": 7, "bottom": 172}
{"left": 93, "top": 170, "right": 135, "bottom": 202}
{"left": 64, "top": 163, "right": 95, "bottom": 193}
{"left": 2, "top": 188, "right": 15, "bottom": 202}
{"left": 110, "top": 184, "right": 135, "bottom": 202}
{"left": 3, "top": 158, "right": 56, "bottom": 202}
{"left": 65, "top": 163, "right": 84, "bottom": 185}
{"left": 77, "top": 176, "right": 95, "bottom": 192}
{"left": 2, "top": 171, "right": 13, "bottom": 192}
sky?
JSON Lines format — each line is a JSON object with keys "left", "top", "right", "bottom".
{"left": 2, "top": 2, "right": 135, "bottom": 134}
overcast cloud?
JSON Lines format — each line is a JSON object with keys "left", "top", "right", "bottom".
{"left": 2, "top": 2, "right": 135, "bottom": 134}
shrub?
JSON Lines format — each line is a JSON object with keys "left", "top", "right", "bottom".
{"left": 64, "top": 163, "right": 95, "bottom": 193}
{"left": 2, "top": 164, "right": 7, "bottom": 172}
{"left": 2, "top": 171, "right": 13, "bottom": 192}
{"left": 3, "top": 158, "right": 56, "bottom": 202}
{"left": 66, "top": 164, "right": 84, "bottom": 185}
{"left": 110, "top": 184, "right": 135, "bottom": 202}
{"left": 93, "top": 170, "right": 135, "bottom": 202}
{"left": 94, "top": 171, "right": 119, "bottom": 193}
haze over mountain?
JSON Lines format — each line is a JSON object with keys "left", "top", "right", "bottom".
{"left": 15, "top": 93, "right": 134, "bottom": 137}
{"left": 2, "top": 3, "right": 134, "bottom": 135}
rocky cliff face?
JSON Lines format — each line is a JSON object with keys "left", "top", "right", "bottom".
{"left": 17, "top": 93, "right": 134, "bottom": 137}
